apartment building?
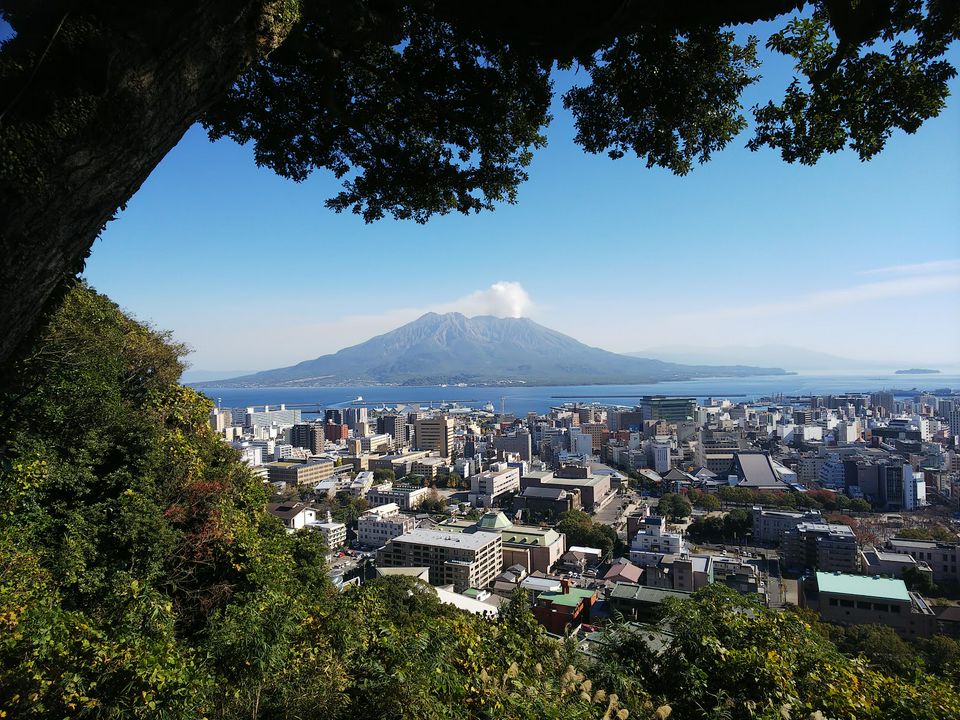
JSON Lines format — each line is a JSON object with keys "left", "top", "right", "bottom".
{"left": 376, "top": 529, "right": 502, "bottom": 592}
{"left": 365, "top": 482, "right": 432, "bottom": 511}
{"left": 357, "top": 503, "right": 416, "bottom": 548}
{"left": 782, "top": 522, "right": 859, "bottom": 574}
{"left": 265, "top": 459, "right": 335, "bottom": 486}
{"left": 886, "top": 538, "right": 960, "bottom": 585}
{"left": 751, "top": 506, "right": 825, "bottom": 544}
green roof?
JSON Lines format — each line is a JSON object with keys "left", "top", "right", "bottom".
{"left": 477, "top": 511, "right": 513, "bottom": 529}
{"left": 539, "top": 588, "right": 597, "bottom": 607}
{"left": 815, "top": 572, "right": 910, "bottom": 602}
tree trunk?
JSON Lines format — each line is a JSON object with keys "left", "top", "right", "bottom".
{"left": 0, "top": 1, "right": 297, "bottom": 369}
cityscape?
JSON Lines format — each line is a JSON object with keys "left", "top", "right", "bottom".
{"left": 218, "top": 388, "right": 960, "bottom": 638}
{"left": 2, "top": 2, "right": 959, "bottom": 719}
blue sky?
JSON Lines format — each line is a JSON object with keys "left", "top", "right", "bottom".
{"left": 82, "top": 23, "right": 960, "bottom": 373}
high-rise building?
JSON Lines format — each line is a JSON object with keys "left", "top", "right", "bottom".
{"left": 324, "top": 409, "right": 343, "bottom": 425}
{"left": 243, "top": 404, "right": 301, "bottom": 430}
{"left": 870, "top": 391, "right": 895, "bottom": 414}
{"left": 637, "top": 396, "right": 696, "bottom": 423}
{"left": 415, "top": 416, "right": 455, "bottom": 458}
{"left": 325, "top": 422, "right": 349, "bottom": 442}
{"left": 291, "top": 423, "right": 326, "bottom": 453}
{"left": 493, "top": 429, "right": 533, "bottom": 462}
{"left": 378, "top": 414, "right": 408, "bottom": 446}
{"left": 343, "top": 406, "right": 368, "bottom": 430}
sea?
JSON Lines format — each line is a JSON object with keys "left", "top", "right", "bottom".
{"left": 194, "top": 372, "right": 960, "bottom": 417}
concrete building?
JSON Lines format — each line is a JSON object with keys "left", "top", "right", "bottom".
{"left": 800, "top": 571, "right": 936, "bottom": 638}
{"left": 473, "top": 511, "right": 565, "bottom": 574}
{"left": 637, "top": 396, "right": 696, "bottom": 422}
{"left": 513, "top": 485, "right": 581, "bottom": 519}
{"left": 859, "top": 547, "right": 933, "bottom": 582}
{"left": 265, "top": 459, "right": 335, "bottom": 487}
{"left": 415, "top": 416, "right": 455, "bottom": 458}
{"left": 628, "top": 515, "right": 685, "bottom": 567}
{"left": 290, "top": 423, "right": 325, "bottom": 453}
{"left": 376, "top": 528, "right": 502, "bottom": 592}
{"left": 645, "top": 554, "right": 713, "bottom": 593}
{"left": 411, "top": 456, "right": 447, "bottom": 482}
{"left": 752, "top": 507, "right": 825, "bottom": 544}
{"left": 349, "top": 470, "right": 376, "bottom": 497}
{"left": 377, "top": 414, "right": 408, "bottom": 446}
{"left": 493, "top": 430, "right": 533, "bottom": 462}
{"left": 365, "top": 482, "right": 432, "bottom": 511}
{"left": 357, "top": 503, "right": 416, "bottom": 548}
{"left": 885, "top": 538, "right": 960, "bottom": 585}
{"left": 468, "top": 465, "right": 521, "bottom": 508}
{"left": 310, "top": 512, "right": 347, "bottom": 549}
{"left": 520, "top": 468, "right": 611, "bottom": 511}
{"left": 243, "top": 404, "right": 301, "bottom": 430}
{"left": 360, "top": 433, "right": 392, "bottom": 454}
{"left": 782, "top": 522, "right": 859, "bottom": 574}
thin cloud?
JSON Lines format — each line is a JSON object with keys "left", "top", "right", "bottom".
{"left": 672, "top": 273, "right": 960, "bottom": 323}
{"left": 859, "top": 258, "right": 960, "bottom": 276}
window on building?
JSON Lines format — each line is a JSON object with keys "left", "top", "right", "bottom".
{"left": 873, "top": 603, "right": 889, "bottom": 612}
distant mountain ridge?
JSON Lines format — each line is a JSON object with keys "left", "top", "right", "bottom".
{"left": 626, "top": 344, "right": 875, "bottom": 372}
{"left": 197, "top": 313, "right": 788, "bottom": 387}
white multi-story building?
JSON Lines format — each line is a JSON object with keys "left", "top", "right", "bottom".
{"left": 376, "top": 528, "right": 503, "bottom": 592}
{"left": 366, "top": 482, "right": 432, "bottom": 511}
{"left": 468, "top": 464, "right": 521, "bottom": 508}
{"left": 652, "top": 438, "right": 671, "bottom": 474}
{"left": 628, "top": 515, "right": 685, "bottom": 567}
{"left": 350, "top": 470, "right": 376, "bottom": 497}
{"left": 904, "top": 471, "right": 926, "bottom": 510}
{"left": 309, "top": 511, "right": 347, "bottom": 549}
{"left": 568, "top": 428, "right": 593, "bottom": 456}
{"left": 361, "top": 433, "right": 392, "bottom": 453}
{"left": 357, "top": 503, "right": 416, "bottom": 548}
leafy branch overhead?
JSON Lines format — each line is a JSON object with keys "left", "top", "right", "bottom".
{"left": 199, "top": 0, "right": 959, "bottom": 221}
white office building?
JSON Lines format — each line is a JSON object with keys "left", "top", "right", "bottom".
{"left": 357, "top": 503, "right": 416, "bottom": 548}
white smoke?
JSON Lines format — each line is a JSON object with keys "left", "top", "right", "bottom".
{"left": 439, "top": 281, "right": 533, "bottom": 318}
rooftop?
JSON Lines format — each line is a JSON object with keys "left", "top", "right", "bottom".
{"left": 609, "top": 582, "right": 692, "bottom": 603}
{"left": 815, "top": 571, "right": 911, "bottom": 602}
{"left": 389, "top": 528, "right": 501, "bottom": 551}
{"left": 537, "top": 587, "right": 597, "bottom": 608}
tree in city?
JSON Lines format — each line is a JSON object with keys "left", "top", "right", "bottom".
{"left": 557, "top": 509, "right": 618, "bottom": 557}
{"left": 688, "top": 489, "right": 721, "bottom": 511}
{"left": 372, "top": 467, "right": 396, "bottom": 483}
{"left": 656, "top": 492, "right": 692, "bottom": 521}
{"left": 416, "top": 489, "right": 447, "bottom": 514}
{"left": 903, "top": 566, "right": 937, "bottom": 595}
{"left": 1, "top": 1, "right": 958, "bottom": 366}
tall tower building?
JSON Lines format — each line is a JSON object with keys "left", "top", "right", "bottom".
{"left": 415, "top": 416, "right": 455, "bottom": 458}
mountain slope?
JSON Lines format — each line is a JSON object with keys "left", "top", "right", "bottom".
{"left": 201, "top": 313, "right": 788, "bottom": 387}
